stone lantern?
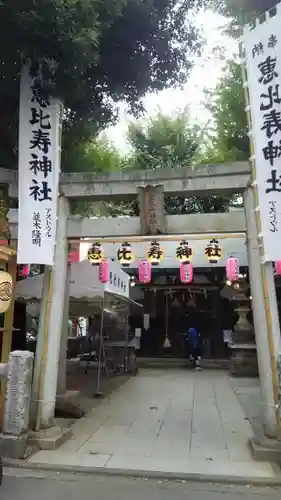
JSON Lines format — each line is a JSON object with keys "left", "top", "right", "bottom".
{"left": 230, "top": 277, "right": 258, "bottom": 377}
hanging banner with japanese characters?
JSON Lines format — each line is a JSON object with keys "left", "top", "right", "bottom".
{"left": 18, "top": 65, "right": 62, "bottom": 265}
{"left": 243, "top": 6, "right": 281, "bottom": 262}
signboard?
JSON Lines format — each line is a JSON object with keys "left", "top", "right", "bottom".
{"left": 18, "top": 65, "right": 62, "bottom": 265}
{"left": 105, "top": 260, "right": 130, "bottom": 299}
{"left": 138, "top": 185, "right": 166, "bottom": 235}
{"left": 67, "top": 259, "right": 130, "bottom": 301}
{"left": 80, "top": 237, "right": 248, "bottom": 269}
{"left": 243, "top": 5, "right": 281, "bottom": 261}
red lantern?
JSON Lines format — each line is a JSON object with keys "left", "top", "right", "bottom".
{"left": 180, "top": 262, "right": 193, "bottom": 284}
{"left": 68, "top": 250, "right": 79, "bottom": 263}
{"left": 68, "top": 243, "right": 80, "bottom": 263}
{"left": 275, "top": 261, "right": 281, "bottom": 275}
{"left": 226, "top": 257, "right": 240, "bottom": 282}
{"left": 18, "top": 264, "right": 30, "bottom": 278}
{"left": 138, "top": 260, "right": 152, "bottom": 284}
{"left": 98, "top": 259, "right": 110, "bottom": 283}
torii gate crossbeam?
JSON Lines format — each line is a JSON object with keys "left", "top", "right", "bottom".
{"left": 1, "top": 161, "right": 251, "bottom": 200}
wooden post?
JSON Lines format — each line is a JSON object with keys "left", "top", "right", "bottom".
{"left": 0, "top": 183, "right": 10, "bottom": 242}
{"left": 1, "top": 259, "right": 17, "bottom": 363}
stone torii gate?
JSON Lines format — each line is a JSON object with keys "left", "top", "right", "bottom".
{"left": 1, "top": 161, "right": 281, "bottom": 448}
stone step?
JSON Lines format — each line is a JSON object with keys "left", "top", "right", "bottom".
{"left": 249, "top": 437, "right": 281, "bottom": 465}
{"left": 232, "top": 331, "right": 255, "bottom": 343}
{"left": 137, "top": 357, "right": 230, "bottom": 370}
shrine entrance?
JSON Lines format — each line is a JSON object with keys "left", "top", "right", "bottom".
{"left": 2, "top": 159, "right": 281, "bottom": 443}
{"left": 126, "top": 263, "right": 246, "bottom": 361}
{"left": 137, "top": 286, "right": 235, "bottom": 359}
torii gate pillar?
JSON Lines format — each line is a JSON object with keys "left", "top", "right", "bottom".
{"left": 244, "top": 187, "right": 278, "bottom": 438}
{"left": 32, "top": 196, "right": 69, "bottom": 429}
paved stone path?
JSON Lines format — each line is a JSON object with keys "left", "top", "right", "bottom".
{"left": 28, "top": 369, "right": 279, "bottom": 480}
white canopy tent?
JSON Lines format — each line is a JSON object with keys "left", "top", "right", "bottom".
{"left": 15, "top": 259, "right": 140, "bottom": 317}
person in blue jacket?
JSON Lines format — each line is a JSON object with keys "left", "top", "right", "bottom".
{"left": 184, "top": 325, "right": 202, "bottom": 370}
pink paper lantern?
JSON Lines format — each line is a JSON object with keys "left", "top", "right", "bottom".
{"left": 226, "top": 257, "right": 240, "bottom": 282}
{"left": 138, "top": 260, "right": 152, "bottom": 284}
{"left": 68, "top": 249, "right": 79, "bottom": 263}
{"left": 98, "top": 259, "right": 110, "bottom": 283}
{"left": 275, "top": 261, "right": 281, "bottom": 275}
{"left": 180, "top": 262, "right": 193, "bottom": 284}
{"left": 68, "top": 243, "right": 80, "bottom": 263}
{"left": 18, "top": 264, "right": 30, "bottom": 278}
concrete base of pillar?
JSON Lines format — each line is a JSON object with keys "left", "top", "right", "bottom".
{"left": 249, "top": 437, "right": 281, "bottom": 465}
{"left": 0, "top": 433, "right": 29, "bottom": 459}
{"left": 28, "top": 425, "right": 72, "bottom": 451}
{"left": 232, "top": 330, "right": 255, "bottom": 344}
{"left": 230, "top": 343, "right": 259, "bottom": 377}
{"left": 56, "top": 391, "right": 85, "bottom": 419}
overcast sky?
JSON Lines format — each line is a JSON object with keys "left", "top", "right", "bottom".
{"left": 105, "top": 9, "right": 238, "bottom": 153}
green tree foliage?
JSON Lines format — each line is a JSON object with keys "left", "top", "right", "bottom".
{"left": 69, "top": 138, "right": 136, "bottom": 216}
{"left": 126, "top": 111, "right": 230, "bottom": 213}
{"left": 65, "top": 137, "right": 124, "bottom": 174}
{"left": 217, "top": 0, "right": 277, "bottom": 16}
{"left": 70, "top": 111, "right": 231, "bottom": 216}
{"left": 126, "top": 111, "right": 201, "bottom": 170}
{"left": 0, "top": 0, "right": 205, "bottom": 170}
{"left": 212, "top": 0, "right": 278, "bottom": 26}
{"left": 204, "top": 59, "right": 249, "bottom": 162}
{"left": 195, "top": 58, "right": 250, "bottom": 208}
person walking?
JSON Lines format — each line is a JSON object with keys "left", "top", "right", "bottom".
{"left": 184, "top": 326, "right": 202, "bottom": 370}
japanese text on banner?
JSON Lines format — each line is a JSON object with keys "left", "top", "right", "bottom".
{"left": 244, "top": 9, "right": 281, "bottom": 261}
{"left": 18, "top": 66, "right": 61, "bottom": 265}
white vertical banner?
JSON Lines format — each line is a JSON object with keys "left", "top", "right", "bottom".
{"left": 18, "top": 65, "right": 62, "bottom": 265}
{"left": 243, "top": 5, "right": 281, "bottom": 262}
